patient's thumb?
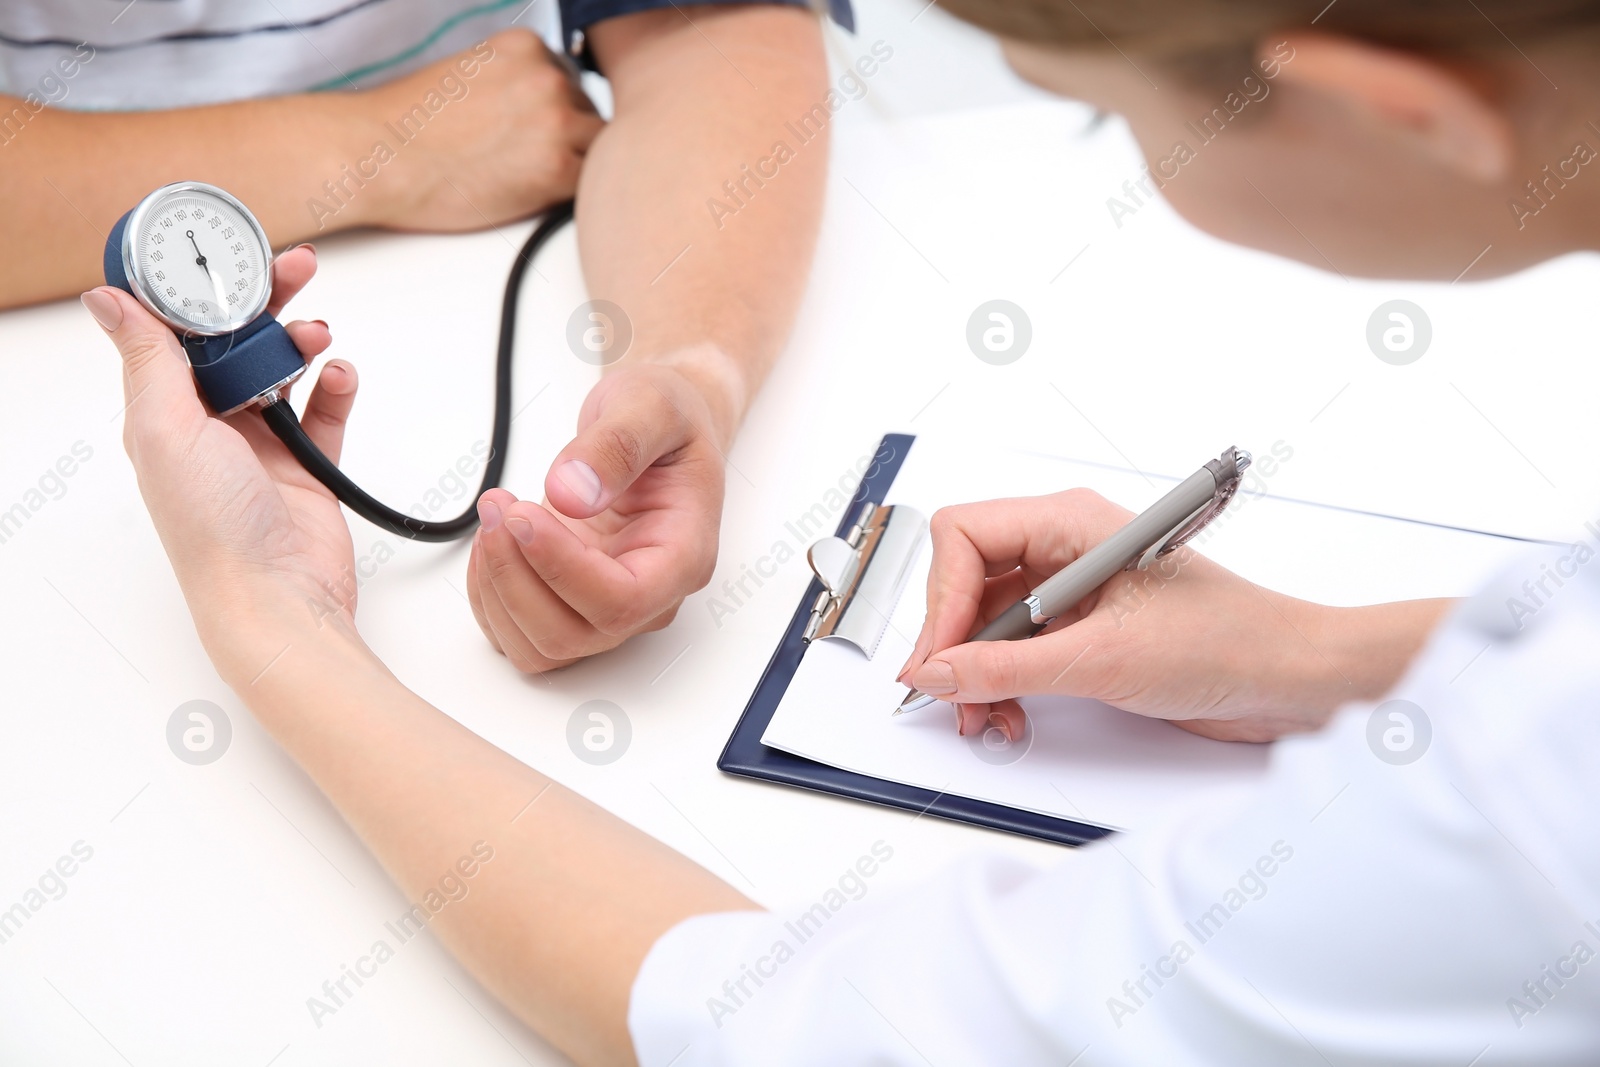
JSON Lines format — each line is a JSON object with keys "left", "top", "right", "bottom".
{"left": 545, "top": 390, "right": 685, "bottom": 518}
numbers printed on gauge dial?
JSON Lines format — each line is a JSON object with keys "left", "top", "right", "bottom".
{"left": 135, "top": 190, "right": 268, "bottom": 330}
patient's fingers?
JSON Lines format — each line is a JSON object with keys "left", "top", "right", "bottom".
{"left": 471, "top": 524, "right": 549, "bottom": 673}
{"left": 468, "top": 498, "right": 565, "bottom": 672}
{"left": 465, "top": 532, "right": 504, "bottom": 656}
{"left": 498, "top": 496, "right": 675, "bottom": 638}
{"left": 474, "top": 565, "right": 552, "bottom": 675}
{"left": 473, "top": 491, "right": 591, "bottom": 667}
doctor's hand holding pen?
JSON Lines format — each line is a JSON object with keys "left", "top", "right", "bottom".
{"left": 896, "top": 490, "right": 1458, "bottom": 744}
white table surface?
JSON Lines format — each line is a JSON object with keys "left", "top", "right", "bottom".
{"left": 0, "top": 3, "right": 1587, "bottom": 1063}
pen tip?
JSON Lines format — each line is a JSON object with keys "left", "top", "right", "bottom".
{"left": 894, "top": 690, "right": 935, "bottom": 716}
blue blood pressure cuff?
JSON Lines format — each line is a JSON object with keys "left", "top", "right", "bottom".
{"left": 559, "top": 0, "right": 854, "bottom": 72}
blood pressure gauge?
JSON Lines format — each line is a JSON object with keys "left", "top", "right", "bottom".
{"left": 101, "top": 179, "right": 575, "bottom": 542}
{"left": 105, "top": 181, "right": 304, "bottom": 416}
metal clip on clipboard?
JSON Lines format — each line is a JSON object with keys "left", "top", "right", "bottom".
{"left": 803, "top": 500, "right": 928, "bottom": 659}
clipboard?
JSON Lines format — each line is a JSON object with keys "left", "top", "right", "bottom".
{"left": 717, "top": 433, "right": 1115, "bottom": 847}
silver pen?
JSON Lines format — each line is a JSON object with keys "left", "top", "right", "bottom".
{"left": 894, "top": 447, "right": 1253, "bottom": 716}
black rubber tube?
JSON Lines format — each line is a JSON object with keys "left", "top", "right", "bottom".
{"left": 260, "top": 200, "right": 575, "bottom": 542}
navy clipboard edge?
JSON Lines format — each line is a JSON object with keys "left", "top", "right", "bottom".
{"left": 716, "top": 433, "right": 1114, "bottom": 848}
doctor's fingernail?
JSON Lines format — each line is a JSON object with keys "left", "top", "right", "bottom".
{"left": 81, "top": 290, "right": 122, "bottom": 332}
{"left": 913, "top": 660, "right": 957, "bottom": 695}
{"left": 295, "top": 243, "right": 317, "bottom": 257}
{"left": 477, "top": 497, "right": 503, "bottom": 533}
{"left": 556, "top": 460, "right": 603, "bottom": 508}
{"left": 900, "top": 634, "right": 930, "bottom": 682}
{"left": 988, "top": 713, "right": 1013, "bottom": 743}
{"left": 505, "top": 516, "right": 535, "bottom": 545}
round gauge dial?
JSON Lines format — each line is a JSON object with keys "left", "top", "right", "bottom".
{"left": 126, "top": 183, "right": 272, "bottom": 334}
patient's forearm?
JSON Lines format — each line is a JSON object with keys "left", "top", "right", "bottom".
{"left": 0, "top": 92, "right": 379, "bottom": 309}
{"left": 581, "top": 7, "right": 829, "bottom": 443}
{"left": 240, "top": 625, "right": 753, "bottom": 1066}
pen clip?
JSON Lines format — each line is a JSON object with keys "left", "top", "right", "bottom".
{"left": 1133, "top": 446, "right": 1252, "bottom": 570}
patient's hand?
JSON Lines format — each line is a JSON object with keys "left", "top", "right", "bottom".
{"left": 84, "top": 247, "right": 367, "bottom": 685}
{"left": 360, "top": 30, "right": 603, "bottom": 234}
{"left": 898, "top": 491, "right": 1453, "bottom": 743}
{"left": 466, "top": 364, "right": 724, "bottom": 672}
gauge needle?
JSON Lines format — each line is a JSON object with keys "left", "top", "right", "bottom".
{"left": 201, "top": 262, "right": 228, "bottom": 309}
{"left": 185, "top": 228, "right": 227, "bottom": 309}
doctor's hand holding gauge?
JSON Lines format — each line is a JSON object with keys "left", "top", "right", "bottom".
{"left": 93, "top": 180, "right": 728, "bottom": 668}
{"left": 104, "top": 180, "right": 567, "bottom": 540}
